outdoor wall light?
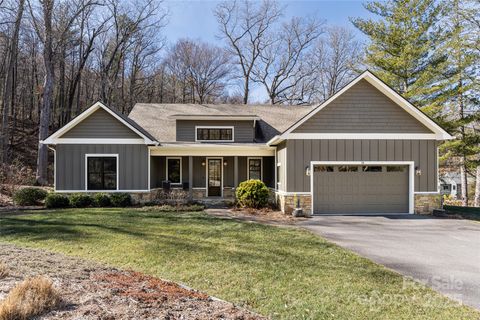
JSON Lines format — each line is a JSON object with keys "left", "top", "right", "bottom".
{"left": 224, "top": 161, "right": 228, "bottom": 166}
{"left": 415, "top": 167, "right": 422, "bottom": 176}
{"left": 305, "top": 166, "right": 311, "bottom": 176}
{"left": 201, "top": 161, "right": 206, "bottom": 166}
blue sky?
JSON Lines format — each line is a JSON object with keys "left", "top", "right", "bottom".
{"left": 163, "top": 0, "right": 374, "bottom": 102}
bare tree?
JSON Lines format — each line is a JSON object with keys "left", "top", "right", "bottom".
{"left": 252, "top": 17, "right": 323, "bottom": 104}
{"left": 215, "top": 0, "right": 282, "bottom": 104}
{"left": 311, "top": 26, "right": 362, "bottom": 102}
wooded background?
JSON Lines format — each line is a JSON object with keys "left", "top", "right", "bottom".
{"left": 0, "top": 0, "right": 478, "bottom": 205}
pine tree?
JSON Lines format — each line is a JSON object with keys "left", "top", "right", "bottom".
{"left": 351, "top": 0, "right": 445, "bottom": 109}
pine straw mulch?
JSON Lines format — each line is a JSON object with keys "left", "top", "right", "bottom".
{"left": 0, "top": 243, "right": 266, "bottom": 320}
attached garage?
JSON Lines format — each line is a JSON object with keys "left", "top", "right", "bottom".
{"left": 312, "top": 163, "right": 412, "bottom": 214}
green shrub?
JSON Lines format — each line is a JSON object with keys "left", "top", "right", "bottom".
{"left": 45, "top": 194, "right": 70, "bottom": 209}
{"left": 235, "top": 179, "right": 269, "bottom": 209}
{"left": 13, "top": 187, "right": 48, "bottom": 206}
{"left": 93, "top": 193, "right": 111, "bottom": 207}
{"left": 110, "top": 193, "right": 132, "bottom": 207}
{"left": 69, "top": 194, "right": 94, "bottom": 208}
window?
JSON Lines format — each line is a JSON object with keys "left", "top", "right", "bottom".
{"left": 314, "top": 165, "right": 334, "bottom": 172}
{"left": 196, "top": 127, "right": 233, "bottom": 141}
{"left": 338, "top": 166, "right": 358, "bottom": 172}
{"left": 167, "top": 157, "right": 182, "bottom": 184}
{"left": 248, "top": 158, "right": 262, "bottom": 180}
{"left": 387, "top": 166, "right": 405, "bottom": 172}
{"left": 362, "top": 166, "right": 382, "bottom": 172}
{"left": 443, "top": 184, "right": 451, "bottom": 191}
{"left": 87, "top": 155, "right": 117, "bottom": 190}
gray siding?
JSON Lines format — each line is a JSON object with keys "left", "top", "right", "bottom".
{"left": 176, "top": 120, "right": 254, "bottom": 142}
{"left": 285, "top": 139, "right": 437, "bottom": 192}
{"left": 150, "top": 156, "right": 190, "bottom": 188}
{"left": 293, "top": 80, "right": 432, "bottom": 133}
{"left": 61, "top": 108, "right": 141, "bottom": 139}
{"left": 56, "top": 144, "right": 148, "bottom": 190}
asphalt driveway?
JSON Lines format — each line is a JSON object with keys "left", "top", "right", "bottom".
{"left": 298, "top": 215, "right": 480, "bottom": 309}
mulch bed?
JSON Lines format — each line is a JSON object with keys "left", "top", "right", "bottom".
{"left": 210, "top": 208, "right": 310, "bottom": 225}
{"left": 0, "top": 243, "right": 265, "bottom": 319}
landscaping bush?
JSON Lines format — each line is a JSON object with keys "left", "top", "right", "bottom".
{"left": 110, "top": 193, "right": 132, "bottom": 207}
{"left": 69, "top": 194, "right": 94, "bottom": 208}
{"left": 235, "top": 179, "right": 269, "bottom": 209}
{"left": 0, "top": 276, "right": 61, "bottom": 320}
{"left": 45, "top": 194, "right": 70, "bottom": 209}
{"left": 13, "top": 187, "right": 48, "bottom": 206}
{"left": 93, "top": 193, "right": 111, "bottom": 207}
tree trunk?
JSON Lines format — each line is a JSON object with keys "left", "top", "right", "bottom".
{"left": 243, "top": 78, "right": 249, "bottom": 104}
{"left": 36, "top": 0, "right": 54, "bottom": 185}
{"left": 460, "top": 159, "right": 468, "bottom": 206}
{"left": 474, "top": 165, "right": 480, "bottom": 207}
{"left": 1, "top": 0, "right": 25, "bottom": 163}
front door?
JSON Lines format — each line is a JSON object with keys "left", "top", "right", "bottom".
{"left": 207, "top": 158, "right": 222, "bottom": 197}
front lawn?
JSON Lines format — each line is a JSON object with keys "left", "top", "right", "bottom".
{"left": 0, "top": 209, "right": 477, "bottom": 319}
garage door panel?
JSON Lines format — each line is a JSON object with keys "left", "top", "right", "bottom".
{"left": 313, "top": 165, "right": 409, "bottom": 214}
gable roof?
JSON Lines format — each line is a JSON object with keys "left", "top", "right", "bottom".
{"left": 42, "top": 102, "right": 158, "bottom": 145}
{"left": 268, "top": 70, "right": 453, "bottom": 144}
{"left": 128, "top": 103, "right": 314, "bottom": 143}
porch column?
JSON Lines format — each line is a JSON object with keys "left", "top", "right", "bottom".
{"left": 234, "top": 156, "right": 238, "bottom": 188}
{"left": 189, "top": 156, "right": 193, "bottom": 194}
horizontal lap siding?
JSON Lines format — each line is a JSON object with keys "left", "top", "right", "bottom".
{"left": 176, "top": 120, "right": 254, "bottom": 142}
{"left": 293, "top": 80, "right": 432, "bottom": 133}
{"left": 286, "top": 139, "right": 437, "bottom": 193}
{"left": 56, "top": 144, "right": 148, "bottom": 190}
{"left": 61, "top": 108, "right": 140, "bottom": 138}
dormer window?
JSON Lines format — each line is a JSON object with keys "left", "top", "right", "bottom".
{"left": 195, "top": 126, "right": 234, "bottom": 142}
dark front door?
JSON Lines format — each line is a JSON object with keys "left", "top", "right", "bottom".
{"left": 207, "top": 158, "right": 222, "bottom": 197}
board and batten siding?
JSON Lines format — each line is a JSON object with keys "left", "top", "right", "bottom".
{"left": 60, "top": 108, "right": 141, "bottom": 139}
{"left": 293, "top": 80, "right": 432, "bottom": 133}
{"left": 55, "top": 144, "right": 149, "bottom": 191}
{"left": 283, "top": 139, "right": 438, "bottom": 193}
{"left": 176, "top": 120, "right": 254, "bottom": 142}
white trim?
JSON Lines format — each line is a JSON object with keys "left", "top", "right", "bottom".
{"left": 45, "top": 138, "right": 146, "bottom": 144}
{"left": 195, "top": 126, "right": 235, "bottom": 142}
{"left": 166, "top": 157, "right": 183, "bottom": 185}
{"left": 284, "top": 133, "right": 438, "bottom": 140}
{"left": 85, "top": 154, "right": 119, "bottom": 191}
{"left": 149, "top": 144, "right": 275, "bottom": 156}
{"left": 42, "top": 101, "right": 157, "bottom": 145}
{"left": 148, "top": 148, "right": 151, "bottom": 190}
{"left": 309, "top": 161, "right": 415, "bottom": 214}
{"left": 206, "top": 157, "right": 223, "bottom": 197}
{"left": 48, "top": 146, "right": 57, "bottom": 192}
{"left": 247, "top": 157, "right": 263, "bottom": 180}
{"left": 414, "top": 191, "right": 440, "bottom": 194}
{"left": 278, "top": 71, "right": 453, "bottom": 141}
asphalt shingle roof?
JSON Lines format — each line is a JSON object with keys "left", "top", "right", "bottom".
{"left": 128, "top": 103, "right": 314, "bottom": 143}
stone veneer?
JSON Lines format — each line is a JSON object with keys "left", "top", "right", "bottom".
{"left": 414, "top": 193, "right": 442, "bottom": 214}
{"left": 275, "top": 193, "right": 312, "bottom": 216}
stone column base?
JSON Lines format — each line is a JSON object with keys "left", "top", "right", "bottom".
{"left": 276, "top": 193, "right": 312, "bottom": 215}
{"left": 414, "top": 193, "right": 441, "bottom": 214}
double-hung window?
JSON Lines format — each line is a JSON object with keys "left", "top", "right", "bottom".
{"left": 248, "top": 157, "right": 262, "bottom": 180}
{"left": 86, "top": 155, "right": 118, "bottom": 190}
{"left": 167, "top": 157, "right": 182, "bottom": 184}
{"left": 196, "top": 127, "right": 234, "bottom": 142}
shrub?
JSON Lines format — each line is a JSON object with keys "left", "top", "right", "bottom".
{"left": 235, "top": 179, "right": 270, "bottom": 209}
{"left": 0, "top": 276, "right": 61, "bottom": 320}
{"left": 45, "top": 194, "right": 70, "bottom": 209}
{"left": 69, "top": 194, "right": 94, "bottom": 208}
{"left": 93, "top": 193, "right": 111, "bottom": 207}
{"left": 12, "top": 188, "right": 48, "bottom": 206}
{"left": 110, "top": 193, "right": 132, "bottom": 207}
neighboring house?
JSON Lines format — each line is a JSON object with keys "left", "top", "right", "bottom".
{"left": 42, "top": 71, "right": 453, "bottom": 214}
{"left": 439, "top": 172, "right": 462, "bottom": 198}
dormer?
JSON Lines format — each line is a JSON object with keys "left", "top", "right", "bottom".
{"left": 170, "top": 114, "right": 260, "bottom": 143}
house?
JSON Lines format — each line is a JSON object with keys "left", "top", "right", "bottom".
{"left": 42, "top": 71, "right": 453, "bottom": 214}
{"left": 439, "top": 172, "right": 462, "bottom": 198}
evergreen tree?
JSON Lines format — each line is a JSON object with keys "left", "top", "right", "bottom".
{"left": 351, "top": 0, "right": 445, "bottom": 109}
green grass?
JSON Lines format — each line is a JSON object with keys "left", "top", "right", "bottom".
{"left": 0, "top": 209, "right": 477, "bottom": 319}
